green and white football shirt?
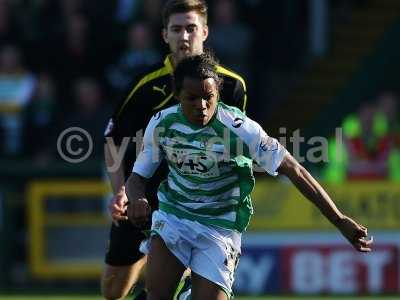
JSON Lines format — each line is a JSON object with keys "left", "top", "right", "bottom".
{"left": 133, "top": 102, "right": 287, "bottom": 232}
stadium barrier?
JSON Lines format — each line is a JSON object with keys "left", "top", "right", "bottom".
{"left": 250, "top": 180, "right": 400, "bottom": 230}
{"left": 235, "top": 232, "right": 399, "bottom": 294}
{"left": 27, "top": 180, "right": 110, "bottom": 279}
{"left": 26, "top": 179, "right": 400, "bottom": 295}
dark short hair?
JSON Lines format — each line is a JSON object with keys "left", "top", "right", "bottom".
{"left": 162, "top": 0, "right": 208, "bottom": 28}
{"left": 173, "top": 51, "right": 221, "bottom": 95}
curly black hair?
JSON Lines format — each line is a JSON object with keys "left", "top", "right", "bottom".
{"left": 173, "top": 50, "right": 222, "bottom": 95}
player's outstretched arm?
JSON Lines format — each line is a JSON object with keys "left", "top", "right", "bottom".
{"left": 277, "top": 153, "right": 373, "bottom": 252}
{"left": 126, "top": 172, "right": 151, "bottom": 227}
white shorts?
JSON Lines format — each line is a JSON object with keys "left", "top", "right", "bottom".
{"left": 140, "top": 210, "right": 241, "bottom": 295}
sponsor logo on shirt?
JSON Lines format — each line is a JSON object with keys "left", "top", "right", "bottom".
{"left": 232, "top": 117, "right": 244, "bottom": 128}
{"left": 153, "top": 85, "right": 167, "bottom": 96}
{"left": 166, "top": 148, "right": 220, "bottom": 178}
{"left": 260, "top": 135, "right": 278, "bottom": 151}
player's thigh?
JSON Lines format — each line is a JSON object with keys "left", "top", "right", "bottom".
{"left": 191, "top": 272, "right": 228, "bottom": 300}
{"left": 189, "top": 231, "right": 239, "bottom": 299}
{"left": 147, "top": 235, "right": 186, "bottom": 300}
{"left": 101, "top": 257, "right": 147, "bottom": 300}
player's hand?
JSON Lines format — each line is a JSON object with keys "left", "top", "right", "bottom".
{"left": 127, "top": 198, "right": 151, "bottom": 227}
{"left": 335, "top": 215, "right": 373, "bottom": 252}
{"left": 108, "top": 187, "right": 128, "bottom": 226}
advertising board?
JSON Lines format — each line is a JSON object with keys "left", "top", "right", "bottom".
{"left": 234, "top": 233, "right": 400, "bottom": 295}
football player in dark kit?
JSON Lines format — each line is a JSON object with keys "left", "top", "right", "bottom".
{"left": 102, "top": 1, "right": 247, "bottom": 299}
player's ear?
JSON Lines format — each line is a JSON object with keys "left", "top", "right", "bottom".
{"left": 202, "top": 25, "right": 208, "bottom": 42}
{"left": 162, "top": 28, "right": 168, "bottom": 44}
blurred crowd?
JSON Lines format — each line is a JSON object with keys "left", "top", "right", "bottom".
{"left": 2, "top": 0, "right": 395, "bottom": 183}
{"left": 324, "top": 91, "right": 400, "bottom": 182}
{"left": 0, "top": 0, "right": 312, "bottom": 163}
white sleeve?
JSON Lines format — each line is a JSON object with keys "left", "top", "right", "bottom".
{"left": 132, "top": 114, "right": 164, "bottom": 178}
{"left": 238, "top": 118, "right": 287, "bottom": 176}
{"left": 218, "top": 107, "right": 288, "bottom": 176}
{"left": 251, "top": 124, "right": 287, "bottom": 176}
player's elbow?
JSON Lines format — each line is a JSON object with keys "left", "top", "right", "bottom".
{"left": 287, "top": 164, "right": 304, "bottom": 182}
{"left": 278, "top": 153, "right": 303, "bottom": 178}
{"left": 294, "top": 162, "right": 307, "bottom": 176}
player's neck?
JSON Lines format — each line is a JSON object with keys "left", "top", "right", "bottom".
{"left": 170, "top": 54, "right": 179, "bottom": 69}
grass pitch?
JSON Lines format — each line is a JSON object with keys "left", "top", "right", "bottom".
{"left": 1, "top": 295, "right": 399, "bottom": 300}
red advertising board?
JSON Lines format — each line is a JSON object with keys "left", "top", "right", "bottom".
{"left": 281, "top": 245, "right": 398, "bottom": 294}
{"left": 235, "top": 233, "right": 400, "bottom": 295}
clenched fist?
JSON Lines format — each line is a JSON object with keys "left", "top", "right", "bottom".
{"left": 127, "top": 198, "right": 151, "bottom": 227}
{"left": 336, "top": 215, "right": 373, "bottom": 252}
{"left": 108, "top": 187, "right": 128, "bottom": 226}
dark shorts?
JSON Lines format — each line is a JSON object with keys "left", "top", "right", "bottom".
{"left": 104, "top": 163, "right": 167, "bottom": 266}
{"left": 104, "top": 220, "right": 150, "bottom": 266}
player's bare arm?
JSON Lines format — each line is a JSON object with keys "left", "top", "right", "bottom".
{"left": 104, "top": 142, "right": 128, "bottom": 224}
{"left": 277, "top": 153, "right": 373, "bottom": 253}
{"left": 126, "top": 172, "right": 151, "bottom": 226}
